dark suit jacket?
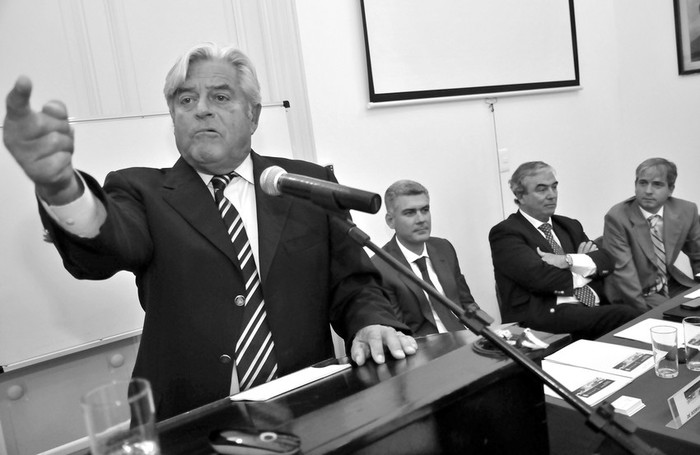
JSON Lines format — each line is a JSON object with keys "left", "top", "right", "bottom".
{"left": 39, "top": 151, "right": 407, "bottom": 420}
{"left": 371, "top": 236, "right": 476, "bottom": 336}
{"left": 489, "top": 211, "right": 614, "bottom": 331}
{"left": 604, "top": 196, "right": 700, "bottom": 311}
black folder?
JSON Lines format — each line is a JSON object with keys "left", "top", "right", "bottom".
{"left": 662, "top": 301, "right": 700, "bottom": 322}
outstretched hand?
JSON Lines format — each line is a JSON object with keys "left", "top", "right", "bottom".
{"left": 350, "top": 324, "right": 417, "bottom": 366}
{"left": 3, "top": 76, "right": 80, "bottom": 203}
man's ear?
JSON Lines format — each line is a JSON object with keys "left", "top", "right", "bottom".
{"left": 385, "top": 212, "right": 395, "bottom": 229}
{"left": 249, "top": 103, "right": 262, "bottom": 134}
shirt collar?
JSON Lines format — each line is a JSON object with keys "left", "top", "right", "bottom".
{"left": 395, "top": 237, "right": 427, "bottom": 264}
{"left": 519, "top": 209, "right": 551, "bottom": 230}
{"left": 196, "top": 154, "right": 255, "bottom": 186}
{"left": 638, "top": 205, "right": 664, "bottom": 220}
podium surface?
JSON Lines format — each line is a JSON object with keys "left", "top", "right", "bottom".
{"left": 155, "top": 328, "right": 567, "bottom": 454}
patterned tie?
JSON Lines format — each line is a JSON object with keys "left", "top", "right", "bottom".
{"left": 212, "top": 173, "right": 278, "bottom": 390}
{"left": 538, "top": 223, "right": 598, "bottom": 307}
{"left": 648, "top": 215, "right": 668, "bottom": 296}
{"left": 414, "top": 256, "right": 466, "bottom": 332}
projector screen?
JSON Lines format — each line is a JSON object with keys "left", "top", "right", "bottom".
{"left": 360, "top": 0, "right": 579, "bottom": 103}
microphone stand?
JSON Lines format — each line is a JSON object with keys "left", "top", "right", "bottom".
{"left": 332, "top": 215, "right": 665, "bottom": 455}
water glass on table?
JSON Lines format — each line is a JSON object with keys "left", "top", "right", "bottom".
{"left": 683, "top": 316, "right": 700, "bottom": 371}
{"left": 650, "top": 325, "right": 679, "bottom": 379}
{"left": 81, "top": 377, "right": 160, "bottom": 455}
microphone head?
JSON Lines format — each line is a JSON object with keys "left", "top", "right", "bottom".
{"left": 260, "top": 166, "right": 286, "bottom": 196}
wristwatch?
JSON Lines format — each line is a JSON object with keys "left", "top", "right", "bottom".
{"left": 565, "top": 254, "right": 573, "bottom": 269}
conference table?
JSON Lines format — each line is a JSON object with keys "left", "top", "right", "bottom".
{"left": 547, "top": 287, "right": 700, "bottom": 455}
{"left": 153, "top": 327, "right": 568, "bottom": 454}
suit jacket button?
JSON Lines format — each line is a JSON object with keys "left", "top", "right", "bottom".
{"left": 219, "top": 354, "right": 232, "bottom": 364}
{"left": 234, "top": 295, "right": 245, "bottom": 306}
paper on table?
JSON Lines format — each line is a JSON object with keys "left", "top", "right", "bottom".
{"left": 542, "top": 360, "right": 633, "bottom": 406}
{"left": 230, "top": 364, "right": 351, "bottom": 402}
{"left": 685, "top": 288, "right": 700, "bottom": 299}
{"left": 544, "top": 339, "right": 654, "bottom": 380}
{"left": 614, "top": 318, "right": 684, "bottom": 345}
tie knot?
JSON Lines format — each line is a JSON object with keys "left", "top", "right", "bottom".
{"left": 538, "top": 223, "right": 552, "bottom": 235}
{"left": 211, "top": 172, "right": 238, "bottom": 193}
{"left": 648, "top": 214, "right": 660, "bottom": 227}
{"left": 414, "top": 256, "right": 428, "bottom": 272}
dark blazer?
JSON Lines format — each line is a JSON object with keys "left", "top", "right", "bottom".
{"left": 489, "top": 211, "right": 638, "bottom": 339}
{"left": 604, "top": 196, "right": 700, "bottom": 311}
{"left": 39, "top": 151, "right": 407, "bottom": 420}
{"left": 371, "top": 236, "right": 476, "bottom": 336}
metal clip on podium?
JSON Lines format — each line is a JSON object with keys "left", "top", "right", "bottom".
{"left": 331, "top": 215, "right": 665, "bottom": 455}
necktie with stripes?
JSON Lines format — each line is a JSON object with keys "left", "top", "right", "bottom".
{"left": 212, "top": 173, "right": 278, "bottom": 390}
{"left": 648, "top": 214, "right": 668, "bottom": 296}
{"left": 538, "top": 223, "right": 598, "bottom": 307}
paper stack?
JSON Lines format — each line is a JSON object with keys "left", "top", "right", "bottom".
{"left": 542, "top": 339, "right": 655, "bottom": 406}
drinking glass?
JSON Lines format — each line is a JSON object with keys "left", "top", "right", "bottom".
{"left": 650, "top": 326, "right": 679, "bottom": 379}
{"left": 81, "top": 377, "right": 160, "bottom": 455}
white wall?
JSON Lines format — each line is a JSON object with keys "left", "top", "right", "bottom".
{"left": 294, "top": 0, "right": 700, "bottom": 323}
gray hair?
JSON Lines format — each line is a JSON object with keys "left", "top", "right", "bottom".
{"left": 384, "top": 180, "right": 429, "bottom": 213}
{"left": 509, "top": 161, "right": 553, "bottom": 205}
{"left": 163, "top": 42, "right": 261, "bottom": 114}
{"left": 635, "top": 157, "right": 677, "bottom": 188}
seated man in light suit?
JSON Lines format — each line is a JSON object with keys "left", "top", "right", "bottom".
{"left": 489, "top": 161, "right": 640, "bottom": 340}
{"left": 603, "top": 158, "right": 700, "bottom": 312}
{"left": 371, "top": 180, "right": 479, "bottom": 336}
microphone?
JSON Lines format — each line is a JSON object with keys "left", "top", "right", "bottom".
{"left": 259, "top": 166, "right": 382, "bottom": 214}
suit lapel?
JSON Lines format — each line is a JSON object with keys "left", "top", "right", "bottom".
{"left": 426, "top": 240, "right": 452, "bottom": 295}
{"left": 551, "top": 217, "right": 575, "bottom": 253}
{"left": 663, "top": 201, "right": 683, "bottom": 262}
{"left": 161, "top": 158, "right": 239, "bottom": 266}
{"left": 628, "top": 200, "right": 658, "bottom": 265}
{"left": 252, "top": 153, "right": 293, "bottom": 284}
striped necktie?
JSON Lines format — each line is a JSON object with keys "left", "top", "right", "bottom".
{"left": 648, "top": 214, "right": 668, "bottom": 296}
{"left": 212, "top": 173, "right": 278, "bottom": 390}
{"left": 538, "top": 223, "right": 598, "bottom": 307}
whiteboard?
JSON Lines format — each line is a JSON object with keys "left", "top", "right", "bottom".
{"left": 0, "top": 105, "right": 293, "bottom": 371}
{"left": 360, "top": 0, "right": 579, "bottom": 103}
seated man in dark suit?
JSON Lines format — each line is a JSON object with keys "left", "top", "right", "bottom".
{"left": 604, "top": 157, "right": 700, "bottom": 312}
{"left": 489, "top": 162, "right": 640, "bottom": 340}
{"left": 371, "top": 180, "right": 479, "bottom": 336}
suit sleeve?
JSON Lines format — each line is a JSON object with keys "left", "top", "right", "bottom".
{"left": 370, "top": 257, "right": 408, "bottom": 324}
{"left": 322, "top": 167, "right": 410, "bottom": 340}
{"left": 489, "top": 221, "right": 574, "bottom": 296}
{"left": 38, "top": 170, "right": 154, "bottom": 280}
{"left": 603, "top": 210, "right": 647, "bottom": 310}
{"left": 682, "top": 202, "right": 700, "bottom": 277}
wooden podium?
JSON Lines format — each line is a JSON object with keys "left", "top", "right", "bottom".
{"left": 156, "top": 329, "right": 567, "bottom": 454}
